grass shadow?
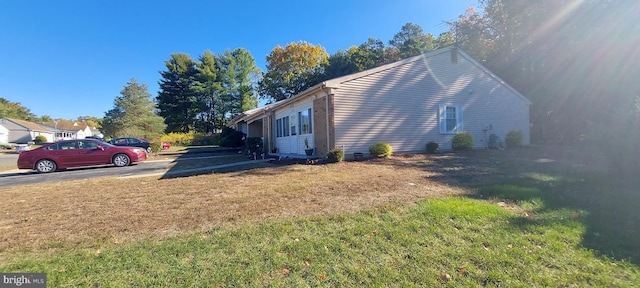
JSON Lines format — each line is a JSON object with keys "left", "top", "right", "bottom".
{"left": 415, "top": 146, "right": 640, "bottom": 264}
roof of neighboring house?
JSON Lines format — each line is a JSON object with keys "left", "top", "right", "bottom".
{"left": 2, "top": 118, "right": 51, "bottom": 132}
{"left": 230, "top": 46, "right": 531, "bottom": 125}
{"left": 40, "top": 121, "right": 89, "bottom": 132}
{"left": 230, "top": 102, "right": 277, "bottom": 125}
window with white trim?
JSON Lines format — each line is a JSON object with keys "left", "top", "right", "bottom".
{"left": 298, "top": 108, "right": 312, "bottom": 135}
{"left": 439, "top": 104, "right": 463, "bottom": 134}
{"left": 276, "top": 116, "right": 290, "bottom": 138}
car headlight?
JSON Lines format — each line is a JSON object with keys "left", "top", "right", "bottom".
{"left": 131, "top": 148, "right": 144, "bottom": 153}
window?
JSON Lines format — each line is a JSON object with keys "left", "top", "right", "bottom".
{"left": 59, "top": 141, "right": 77, "bottom": 150}
{"left": 276, "top": 118, "right": 282, "bottom": 137}
{"left": 298, "top": 108, "right": 312, "bottom": 135}
{"left": 284, "top": 116, "right": 290, "bottom": 136}
{"left": 439, "top": 104, "right": 463, "bottom": 134}
{"left": 80, "top": 140, "right": 99, "bottom": 149}
{"left": 276, "top": 116, "right": 290, "bottom": 138}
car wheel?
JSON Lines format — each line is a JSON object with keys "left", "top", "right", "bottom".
{"left": 113, "top": 154, "right": 131, "bottom": 167}
{"left": 146, "top": 147, "right": 152, "bottom": 154}
{"left": 35, "top": 159, "right": 57, "bottom": 173}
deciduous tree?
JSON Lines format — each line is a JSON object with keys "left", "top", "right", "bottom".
{"left": 0, "top": 97, "right": 36, "bottom": 120}
{"left": 258, "top": 41, "right": 328, "bottom": 102}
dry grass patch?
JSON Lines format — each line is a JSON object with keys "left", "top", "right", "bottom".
{"left": 0, "top": 160, "right": 464, "bottom": 261}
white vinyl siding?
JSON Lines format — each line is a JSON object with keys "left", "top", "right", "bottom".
{"left": 333, "top": 48, "right": 530, "bottom": 152}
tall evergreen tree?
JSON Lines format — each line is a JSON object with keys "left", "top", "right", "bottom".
{"left": 217, "top": 48, "right": 260, "bottom": 117}
{"left": 192, "top": 50, "right": 222, "bottom": 133}
{"left": 102, "top": 78, "right": 166, "bottom": 139}
{"left": 389, "top": 23, "right": 437, "bottom": 59}
{"left": 156, "top": 53, "right": 198, "bottom": 133}
{"left": 216, "top": 48, "right": 261, "bottom": 121}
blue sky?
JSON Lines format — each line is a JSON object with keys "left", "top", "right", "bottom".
{"left": 0, "top": 0, "right": 477, "bottom": 120}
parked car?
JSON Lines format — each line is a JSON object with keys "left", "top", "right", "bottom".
{"left": 108, "top": 137, "right": 151, "bottom": 153}
{"left": 15, "top": 144, "right": 30, "bottom": 153}
{"left": 85, "top": 135, "right": 104, "bottom": 141}
{"left": 17, "top": 139, "right": 147, "bottom": 173}
{"left": 162, "top": 141, "right": 171, "bottom": 150}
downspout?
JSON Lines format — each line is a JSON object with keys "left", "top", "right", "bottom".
{"left": 326, "top": 90, "right": 330, "bottom": 152}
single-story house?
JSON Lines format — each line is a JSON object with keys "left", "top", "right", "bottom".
{"left": 89, "top": 127, "right": 104, "bottom": 139}
{"left": 0, "top": 118, "right": 55, "bottom": 143}
{"left": 231, "top": 46, "right": 530, "bottom": 158}
{"left": 39, "top": 121, "right": 92, "bottom": 140}
{"left": 0, "top": 124, "right": 9, "bottom": 144}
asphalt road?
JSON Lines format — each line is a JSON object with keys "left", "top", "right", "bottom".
{"left": 0, "top": 159, "right": 174, "bottom": 187}
{"left": 0, "top": 153, "right": 18, "bottom": 168}
{"left": 0, "top": 148, "right": 251, "bottom": 187}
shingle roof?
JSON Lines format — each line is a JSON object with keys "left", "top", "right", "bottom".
{"left": 5, "top": 118, "right": 50, "bottom": 131}
{"left": 41, "top": 121, "right": 88, "bottom": 131}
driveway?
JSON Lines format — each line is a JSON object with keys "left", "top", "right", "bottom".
{"left": 0, "top": 152, "right": 18, "bottom": 168}
{"left": 0, "top": 148, "right": 268, "bottom": 187}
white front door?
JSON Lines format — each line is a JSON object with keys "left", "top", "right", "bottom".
{"left": 289, "top": 113, "right": 298, "bottom": 154}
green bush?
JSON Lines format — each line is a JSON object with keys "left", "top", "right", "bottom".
{"left": 219, "top": 127, "right": 245, "bottom": 147}
{"left": 505, "top": 130, "right": 524, "bottom": 148}
{"left": 369, "top": 142, "right": 393, "bottom": 157}
{"left": 246, "top": 137, "right": 263, "bottom": 156}
{"left": 149, "top": 142, "right": 162, "bottom": 154}
{"left": 326, "top": 148, "right": 344, "bottom": 163}
{"left": 426, "top": 141, "right": 439, "bottom": 154}
{"left": 198, "top": 134, "right": 220, "bottom": 145}
{"left": 452, "top": 132, "right": 474, "bottom": 150}
{"left": 34, "top": 135, "right": 47, "bottom": 144}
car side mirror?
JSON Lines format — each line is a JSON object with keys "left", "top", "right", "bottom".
{"left": 97, "top": 145, "right": 105, "bottom": 151}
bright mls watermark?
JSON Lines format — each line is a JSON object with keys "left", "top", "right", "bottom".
{"left": 0, "top": 273, "right": 46, "bottom": 288}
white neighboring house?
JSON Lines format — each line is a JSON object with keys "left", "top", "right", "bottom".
{"left": 89, "top": 127, "right": 104, "bottom": 139}
{"left": 231, "top": 46, "right": 531, "bottom": 158}
{"left": 39, "top": 121, "right": 92, "bottom": 140}
{"left": 0, "top": 124, "right": 9, "bottom": 144}
{"left": 0, "top": 118, "right": 54, "bottom": 143}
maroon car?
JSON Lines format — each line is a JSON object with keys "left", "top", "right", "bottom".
{"left": 17, "top": 139, "right": 147, "bottom": 173}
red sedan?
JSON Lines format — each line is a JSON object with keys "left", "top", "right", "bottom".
{"left": 17, "top": 139, "right": 147, "bottom": 173}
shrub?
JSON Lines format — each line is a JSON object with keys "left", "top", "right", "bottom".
{"left": 369, "top": 142, "right": 393, "bottom": 157}
{"left": 246, "top": 137, "right": 263, "bottom": 156}
{"left": 452, "top": 132, "right": 474, "bottom": 150}
{"left": 149, "top": 142, "right": 162, "bottom": 154}
{"left": 34, "top": 135, "right": 47, "bottom": 144}
{"left": 326, "top": 148, "right": 344, "bottom": 163}
{"left": 219, "top": 127, "right": 245, "bottom": 147}
{"left": 161, "top": 132, "right": 202, "bottom": 146}
{"left": 505, "top": 130, "right": 524, "bottom": 148}
{"left": 426, "top": 141, "right": 439, "bottom": 154}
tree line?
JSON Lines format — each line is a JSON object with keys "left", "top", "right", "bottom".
{"left": 6, "top": 0, "right": 637, "bottom": 161}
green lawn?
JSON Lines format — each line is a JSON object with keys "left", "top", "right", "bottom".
{"left": 3, "top": 197, "right": 639, "bottom": 287}
{"left": 1, "top": 147, "right": 639, "bottom": 286}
